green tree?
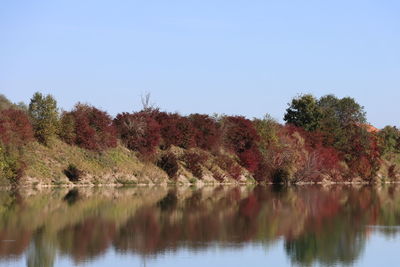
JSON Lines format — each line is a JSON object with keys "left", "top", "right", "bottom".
{"left": 28, "top": 92, "right": 59, "bottom": 145}
{"left": 253, "top": 114, "right": 279, "bottom": 155}
{"left": 318, "top": 95, "right": 366, "bottom": 127}
{"left": 378, "top": 126, "right": 400, "bottom": 154}
{"left": 284, "top": 94, "right": 322, "bottom": 131}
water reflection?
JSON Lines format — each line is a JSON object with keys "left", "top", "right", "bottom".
{"left": 0, "top": 185, "right": 400, "bottom": 266}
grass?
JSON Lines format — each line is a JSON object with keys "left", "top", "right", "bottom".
{"left": 22, "top": 139, "right": 168, "bottom": 184}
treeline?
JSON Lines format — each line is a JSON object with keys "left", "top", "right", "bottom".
{"left": 1, "top": 92, "right": 399, "bottom": 184}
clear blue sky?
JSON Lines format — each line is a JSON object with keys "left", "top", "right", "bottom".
{"left": 1, "top": 0, "right": 399, "bottom": 128}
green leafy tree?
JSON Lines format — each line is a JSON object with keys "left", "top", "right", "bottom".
{"left": 318, "top": 95, "right": 366, "bottom": 127}
{"left": 28, "top": 92, "right": 59, "bottom": 145}
{"left": 284, "top": 94, "right": 322, "bottom": 131}
{"left": 253, "top": 114, "right": 280, "bottom": 155}
{"left": 378, "top": 126, "right": 400, "bottom": 154}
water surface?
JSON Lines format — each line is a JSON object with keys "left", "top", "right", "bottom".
{"left": 1, "top": 185, "right": 400, "bottom": 266}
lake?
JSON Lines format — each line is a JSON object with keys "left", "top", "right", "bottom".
{"left": 0, "top": 185, "right": 400, "bottom": 267}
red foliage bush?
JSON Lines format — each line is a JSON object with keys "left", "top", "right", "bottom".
{"left": 222, "top": 116, "right": 260, "bottom": 153}
{"left": 216, "top": 154, "right": 242, "bottom": 180}
{"left": 222, "top": 116, "right": 261, "bottom": 172}
{"left": 283, "top": 125, "right": 341, "bottom": 171}
{"left": 253, "top": 159, "right": 270, "bottom": 182}
{"left": 188, "top": 114, "right": 221, "bottom": 151}
{"left": 238, "top": 148, "right": 261, "bottom": 173}
{"left": 0, "top": 109, "right": 33, "bottom": 146}
{"left": 341, "top": 126, "right": 381, "bottom": 179}
{"left": 182, "top": 152, "right": 208, "bottom": 179}
{"left": 151, "top": 111, "right": 195, "bottom": 149}
{"left": 239, "top": 194, "right": 260, "bottom": 218}
{"left": 62, "top": 104, "right": 117, "bottom": 151}
{"left": 114, "top": 112, "right": 161, "bottom": 156}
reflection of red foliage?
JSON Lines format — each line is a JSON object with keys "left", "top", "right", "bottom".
{"left": 0, "top": 229, "right": 32, "bottom": 257}
{"left": 239, "top": 194, "right": 260, "bottom": 218}
{"left": 59, "top": 217, "right": 116, "bottom": 262}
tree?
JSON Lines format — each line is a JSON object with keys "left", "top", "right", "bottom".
{"left": 318, "top": 95, "right": 366, "bottom": 128}
{"left": 28, "top": 92, "right": 59, "bottom": 144}
{"left": 378, "top": 126, "right": 400, "bottom": 154}
{"left": 58, "top": 111, "right": 76, "bottom": 145}
{"left": 284, "top": 94, "right": 322, "bottom": 131}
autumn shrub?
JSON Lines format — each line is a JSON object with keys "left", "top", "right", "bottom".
{"left": 157, "top": 152, "right": 179, "bottom": 179}
{"left": 253, "top": 159, "right": 271, "bottom": 182}
{"left": 151, "top": 111, "right": 195, "bottom": 149}
{"left": 114, "top": 112, "right": 161, "bottom": 156}
{"left": 0, "top": 109, "right": 33, "bottom": 146}
{"left": 283, "top": 125, "right": 341, "bottom": 176}
{"left": 215, "top": 154, "right": 242, "bottom": 180}
{"left": 222, "top": 116, "right": 260, "bottom": 153}
{"left": 182, "top": 152, "right": 208, "bottom": 179}
{"left": 221, "top": 116, "right": 261, "bottom": 172}
{"left": 61, "top": 104, "right": 117, "bottom": 151}
{"left": 336, "top": 125, "right": 381, "bottom": 179}
{"left": 188, "top": 114, "right": 221, "bottom": 151}
{"left": 0, "top": 109, "right": 33, "bottom": 183}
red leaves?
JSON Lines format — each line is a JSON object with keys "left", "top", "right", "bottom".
{"left": 222, "top": 116, "right": 261, "bottom": 172}
{"left": 151, "top": 112, "right": 195, "bottom": 149}
{"left": 62, "top": 104, "right": 117, "bottom": 151}
{"left": 114, "top": 112, "right": 161, "bottom": 156}
{"left": 0, "top": 109, "right": 33, "bottom": 146}
{"left": 238, "top": 149, "right": 261, "bottom": 173}
{"left": 189, "top": 114, "right": 221, "bottom": 151}
{"left": 223, "top": 116, "right": 260, "bottom": 153}
{"left": 182, "top": 151, "right": 208, "bottom": 179}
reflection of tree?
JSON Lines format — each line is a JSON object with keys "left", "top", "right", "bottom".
{"left": 284, "top": 220, "right": 365, "bottom": 266}
{"left": 27, "top": 228, "right": 55, "bottom": 267}
{"left": 2, "top": 186, "right": 400, "bottom": 265}
{"left": 57, "top": 217, "right": 116, "bottom": 263}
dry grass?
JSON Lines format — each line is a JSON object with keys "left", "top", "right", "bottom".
{"left": 22, "top": 138, "right": 167, "bottom": 183}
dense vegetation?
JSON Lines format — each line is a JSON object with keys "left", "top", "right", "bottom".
{"left": 0, "top": 92, "right": 399, "bottom": 185}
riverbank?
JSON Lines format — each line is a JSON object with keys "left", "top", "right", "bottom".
{"left": 5, "top": 137, "right": 398, "bottom": 188}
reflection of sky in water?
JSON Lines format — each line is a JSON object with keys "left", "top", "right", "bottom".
{"left": 2, "top": 233, "right": 400, "bottom": 267}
